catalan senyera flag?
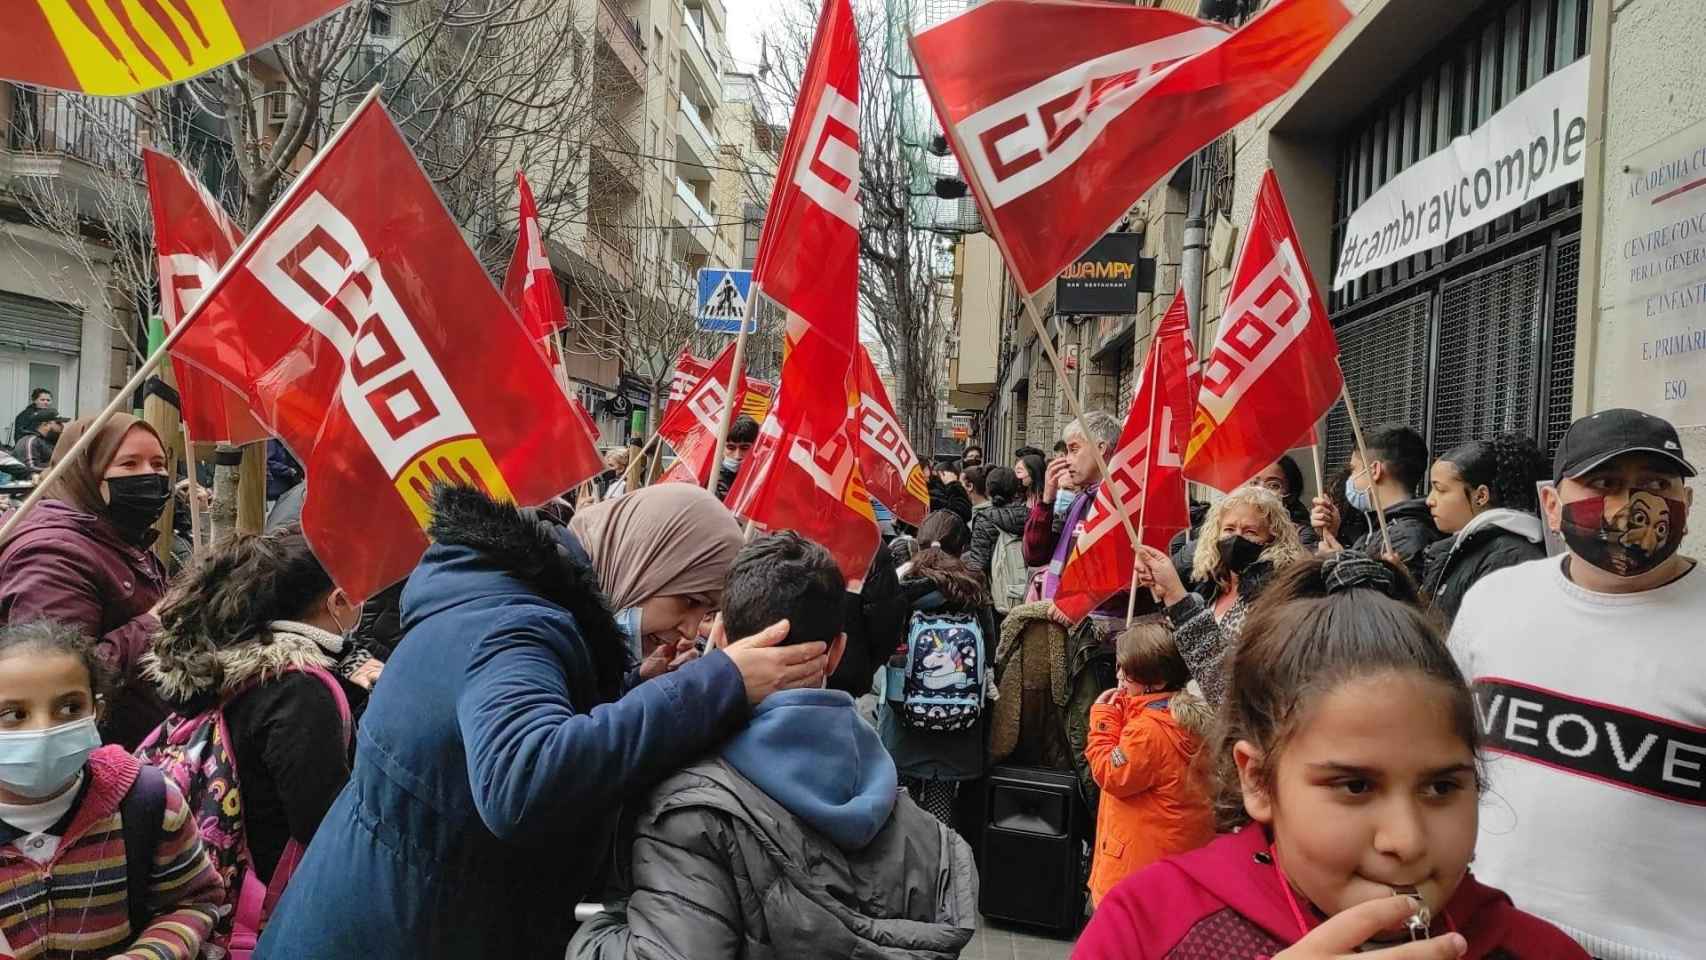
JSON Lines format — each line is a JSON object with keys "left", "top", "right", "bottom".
{"left": 852, "top": 344, "right": 929, "bottom": 528}
{"left": 3, "top": 0, "right": 355, "bottom": 96}
{"left": 1055, "top": 291, "right": 1196, "bottom": 624}
{"left": 911, "top": 0, "right": 1351, "bottom": 295}
{"left": 142, "top": 148, "right": 269, "bottom": 445}
{"left": 168, "top": 95, "right": 603, "bottom": 601}
{"left": 1185, "top": 170, "right": 1342, "bottom": 492}
{"left": 724, "top": 0, "right": 878, "bottom": 588}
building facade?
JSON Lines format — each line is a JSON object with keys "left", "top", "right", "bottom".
{"left": 948, "top": 0, "right": 1704, "bottom": 562}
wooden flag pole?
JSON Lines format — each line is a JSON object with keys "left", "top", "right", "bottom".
{"left": 1124, "top": 349, "right": 1164, "bottom": 626}
{"left": 0, "top": 85, "right": 384, "bottom": 546}
{"left": 1019, "top": 293, "right": 1145, "bottom": 565}
{"left": 1337, "top": 374, "right": 1393, "bottom": 558}
{"left": 182, "top": 423, "right": 206, "bottom": 559}
{"left": 705, "top": 285, "right": 758, "bottom": 494}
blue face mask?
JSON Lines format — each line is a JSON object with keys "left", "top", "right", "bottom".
{"left": 615, "top": 606, "right": 644, "bottom": 664}
{"left": 1053, "top": 488, "right": 1076, "bottom": 516}
{"left": 722, "top": 457, "right": 741, "bottom": 473}
{"left": 1344, "top": 471, "right": 1375, "bottom": 514}
{"left": 0, "top": 717, "right": 101, "bottom": 799}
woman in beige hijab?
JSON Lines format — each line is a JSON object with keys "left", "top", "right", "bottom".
{"left": 570, "top": 484, "right": 743, "bottom": 678}
{"left": 255, "top": 481, "right": 832, "bottom": 959}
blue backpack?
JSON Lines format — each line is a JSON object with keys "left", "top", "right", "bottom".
{"left": 897, "top": 609, "right": 987, "bottom": 732}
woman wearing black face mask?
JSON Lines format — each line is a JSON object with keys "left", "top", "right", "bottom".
{"left": 1131, "top": 485, "right": 1308, "bottom": 707}
{"left": 0, "top": 414, "right": 175, "bottom": 747}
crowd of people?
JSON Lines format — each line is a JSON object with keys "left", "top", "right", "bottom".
{"left": 0, "top": 393, "right": 1696, "bottom": 960}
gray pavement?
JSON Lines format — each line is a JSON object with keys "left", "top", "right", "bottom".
{"left": 965, "top": 919, "right": 1078, "bottom": 960}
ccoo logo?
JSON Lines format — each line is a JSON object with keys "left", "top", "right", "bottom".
{"left": 955, "top": 28, "right": 1224, "bottom": 209}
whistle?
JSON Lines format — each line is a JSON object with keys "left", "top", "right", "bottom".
{"left": 1390, "top": 885, "right": 1431, "bottom": 941}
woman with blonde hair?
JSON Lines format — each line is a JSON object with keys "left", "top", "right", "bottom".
{"left": 1131, "top": 485, "right": 1308, "bottom": 706}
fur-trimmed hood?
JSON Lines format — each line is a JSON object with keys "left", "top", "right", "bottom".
{"left": 147, "top": 619, "right": 339, "bottom": 704}
{"left": 413, "top": 486, "right": 628, "bottom": 700}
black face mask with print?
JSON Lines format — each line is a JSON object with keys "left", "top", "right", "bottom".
{"left": 1216, "top": 534, "right": 1268, "bottom": 578}
{"left": 1558, "top": 493, "right": 1690, "bottom": 579}
{"left": 105, "top": 473, "right": 171, "bottom": 539}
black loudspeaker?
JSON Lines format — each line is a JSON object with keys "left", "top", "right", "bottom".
{"left": 978, "top": 765, "right": 1090, "bottom": 936}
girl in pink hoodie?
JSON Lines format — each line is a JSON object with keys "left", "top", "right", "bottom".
{"left": 1077, "top": 552, "right": 1587, "bottom": 960}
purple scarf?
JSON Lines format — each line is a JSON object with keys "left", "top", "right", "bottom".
{"left": 1041, "top": 483, "right": 1097, "bottom": 601}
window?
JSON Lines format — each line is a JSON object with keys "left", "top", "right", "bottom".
{"left": 742, "top": 203, "right": 763, "bottom": 269}
{"left": 369, "top": 6, "right": 392, "bottom": 37}
{"left": 266, "top": 87, "right": 291, "bottom": 126}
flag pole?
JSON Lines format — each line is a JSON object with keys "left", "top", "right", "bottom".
{"left": 1125, "top": 350, "right": 1163, "bottom": 626}
{"left": 1336, "top": 371, "right": 1393, "bottom": 558}
{"left": 182, "top": 423, "right": 206, "bottom": 560}
{"left": 1019, "top": 293, "right": 1145, "bottom": 562}
{"left": 705, "top": 285, "right": 758, "bottom": 494}
{"left": 633, "top": 430, "right": 664, "bottom": 487}
{"left": 0, "top": 85, "right": 384, "bottom": 547}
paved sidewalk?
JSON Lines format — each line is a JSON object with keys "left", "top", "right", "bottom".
{"left": 965, "top": 919, "right": 1078, "bottom": 960}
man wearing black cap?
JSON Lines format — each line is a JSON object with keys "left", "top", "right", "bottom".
{"left": 15, "top": 408, "right": 68, "bottom": 473}
{"left": 1449, "top": 408, "right": 1701, "bottom": 959}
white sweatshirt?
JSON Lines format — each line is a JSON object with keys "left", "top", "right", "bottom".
{"left": 1449, "top": 556, "right": 1706, "bottom": 960}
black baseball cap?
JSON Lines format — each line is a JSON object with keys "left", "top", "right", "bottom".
{"left": 1552, "top": 408, "right": 1697, "bottom": 484}
{"left": 25, "top": 408, "right": 69, "bottom": 430}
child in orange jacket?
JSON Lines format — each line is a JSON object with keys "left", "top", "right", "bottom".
{"left": 1085, "top": 615, "right": 1215, "bottom": 907}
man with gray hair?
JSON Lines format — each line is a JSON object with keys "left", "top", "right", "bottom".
{"left": 1022, "top": 410, "right": 1124, "bottom": 618}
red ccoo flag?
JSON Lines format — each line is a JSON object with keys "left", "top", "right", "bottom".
{"left": 725, "top": 0, "right": 878, "bottom": 587}
{"left": 852, "top": 344, "right": 929, "bottom": 528}
{"left": 911, "top": 0, "right": 1350, "bottom": 295}
{"left": 1055, "top": 291, "right": 1196, "bottom": 624}
{"left": 658, "top": 341, "right": 770, "bottom": 490}
{"left": 170, "top": 95, "right": 603, "bottom": 601}
{"left": 669, "top": 347, "right": 710, "bottom": 404}
{"left": 143, "top": 148, "right": 269, "bottom": 445}
{"left": 502, "top": 171, "right": 570, "bottom": 355}
{"left": 1185, "top": 170, "right": 1342, "bottom": 492}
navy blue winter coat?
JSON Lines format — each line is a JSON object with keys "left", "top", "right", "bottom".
{"left": 255, "top": 488, "right": 750, "bottom": 959}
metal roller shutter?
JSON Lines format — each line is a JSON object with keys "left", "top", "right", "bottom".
{"left": 1327, "top": 293, "right": 1431, "bottom": 471}
{"left": 0, "top": 291, "right": 81, "bottom": 355}
{"left": 1543, "top": 235, "right": 1581, "bottom": 459}
{"left": 1429, "top": 248, "right": 1546, "bottom": 456}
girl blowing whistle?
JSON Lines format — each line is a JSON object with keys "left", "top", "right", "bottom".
{"left": 1074, "top": 552, "right": 1585, "bottom": 960}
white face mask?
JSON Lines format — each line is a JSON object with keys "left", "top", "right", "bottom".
{"left": 615, "top": 606, "right": 644, "bottom": 663}
{"left": 0, "top": 718, "right": 101, "bottom": 799}
{"left": 1053, "top": 488, "right": 1076, "bottom": 515}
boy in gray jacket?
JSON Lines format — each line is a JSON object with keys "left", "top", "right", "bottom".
{"left": 571, "top": 532, "right": 979, "bottom": 960}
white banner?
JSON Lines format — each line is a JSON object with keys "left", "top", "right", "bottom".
{"left": 1334, "top": 56, "right": 1590, "bottom": 289}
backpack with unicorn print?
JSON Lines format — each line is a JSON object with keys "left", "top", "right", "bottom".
{"left": 897, "top": 609, "right": 988, "bottom": 733}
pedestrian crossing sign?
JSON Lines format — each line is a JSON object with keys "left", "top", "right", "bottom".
{"left": 696, "top": 269, "right": 755, "bottom": 334}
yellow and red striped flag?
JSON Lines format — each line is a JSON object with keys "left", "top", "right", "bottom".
{"left": 3, "top": 0, "right": 355, "bottom": 96}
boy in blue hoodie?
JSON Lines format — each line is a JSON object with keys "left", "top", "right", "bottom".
{"left": 570, "top": 532, "right": 980, "bottom": 959}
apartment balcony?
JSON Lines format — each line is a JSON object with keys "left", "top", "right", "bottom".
{"left": 672, "top": 177, "right": 716, "bottom": 258}
{"left": 585, "top": 219, "right": 635, "bottom": 289}
{"left": 594, "top": 0, "right": 646, "bottom": 88}
{"left": 592, "top": 114, "right": 643, "bottom": 181}
{"left": 3, "top": 85, "right": 141, "bottom": 175}
{"left": 676, "top": 96, "right": 716, "bottom": 174}
{"left": 680, "top": 13, "right": 722, "bottom": 106}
